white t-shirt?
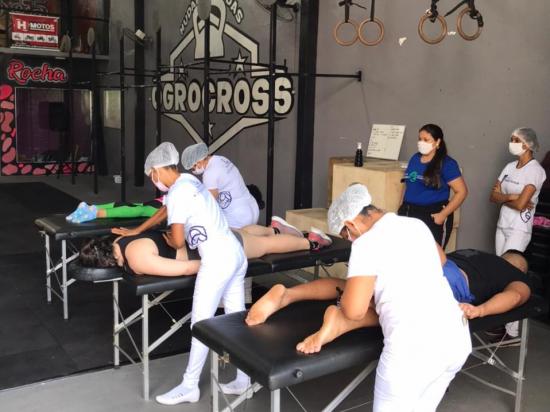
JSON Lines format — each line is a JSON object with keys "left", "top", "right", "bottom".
{"left": 202, "top": 155, "right": 258, "bottom": 228}
{"left": 165, "top": 174, "right": 237, "bottom": 258}
{"left": 347, "top": 213, "right": 465, "bottom": 354}
{"left": 497, "top": 160, "right": 547, "bottom": 233}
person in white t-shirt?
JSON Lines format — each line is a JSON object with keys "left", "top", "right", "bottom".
{"left": 247, "top": 184, "right": 471, "bottom": 412}
{"left": 491, "top": 127, "right": 547, "bottom": 256}
{"left": 135, "top": 143, "right": 251, "bottom": 405}
{"left": 490, "top": 127, "right": 546, "bottom": 340}
{"left": 181, "top": 142, "right": 259, "bottom": 228}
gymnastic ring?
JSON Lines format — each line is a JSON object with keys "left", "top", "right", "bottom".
{"left": 333, "top": 19, "right": 359, "bottom": 46}
{"left": 358, "top": 18, "right": 384, "bottom": 46}
{"left": 418, "top": 12, "right": 447, "bottom": 45}
{"left": 457, "top": 7, "right": 483, "bottom": 41}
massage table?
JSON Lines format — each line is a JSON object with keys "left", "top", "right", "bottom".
{"left": 193, "top": 297, "right": 548, "bottom": 412}
{"left": 34, "top": 214, "right": 146, "bottom": 319}
{"left": 67, "top": 235, "right": 352, "bottom": 400}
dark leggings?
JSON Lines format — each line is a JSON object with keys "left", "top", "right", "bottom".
{"left": 398, "top": 201, "right": 454, "bottom": 248}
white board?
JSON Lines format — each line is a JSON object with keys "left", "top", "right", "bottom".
{"left": 366, "top": 124, "right": 406, "bottom": 160}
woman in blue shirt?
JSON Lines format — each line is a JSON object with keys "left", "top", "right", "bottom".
{"left": 398, "top": 124, "right": 468, "bottom": 247}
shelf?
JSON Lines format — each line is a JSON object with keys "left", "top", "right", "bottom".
{"left": 0, "top": 47, "right": 108, "bottom": 60}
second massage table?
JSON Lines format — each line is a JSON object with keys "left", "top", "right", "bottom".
{"left": 193, "top": 296, "right": 548, "bottom": 412}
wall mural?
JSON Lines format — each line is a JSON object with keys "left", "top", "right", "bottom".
{"left": 152, "top": 0, "right": 296, "bottom": 153}
{"left": 0, "top": 57, "right": 93, "bottom": 176}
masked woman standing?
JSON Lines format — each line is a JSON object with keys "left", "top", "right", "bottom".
{"left": 398, "top": 124, "right": 468, "bottom": 248}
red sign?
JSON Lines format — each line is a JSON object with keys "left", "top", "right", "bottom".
{"left": 10, "top": 12, "right": 59, "bottom": 49}
{"left": 7, "top": 59, "right": 67, "bottom": 86}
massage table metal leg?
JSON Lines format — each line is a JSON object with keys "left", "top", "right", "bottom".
{"left": 271, "top": 389, "right": 281, "bottom": 412}
{"left": 211, "top": 351, "right": 219, "bottom": 412}
{"left": 44, "top": 233, "right": 52, "bottom": 303}
{"left": 321, "top": 360, "right": 377, "bottom": 412}
{"left": 62, "top": 240, "right": 69, "bottom": 320}
{"left": 515, "top": 319, "right": 529, "bottom": 412}
{"left": 113, "top": 281, "right": 120, "bottom": 368}
{"left": 143, "top": 294, "right": 150, "bottom": 401}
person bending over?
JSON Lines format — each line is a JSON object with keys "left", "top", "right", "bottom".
{"left": 249, "top": 183, "right": 471, "bottom": 412}
{"left": 181, "top": 142, "right": 259, "bottom": 229}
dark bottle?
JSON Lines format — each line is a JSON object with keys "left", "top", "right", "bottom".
{"left": 354, "top": 142, "right": 363, "bottom": 167}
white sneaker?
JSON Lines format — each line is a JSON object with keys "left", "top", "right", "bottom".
{"left": 155, "top": 384, "right": 200, "bottom": 405}
{"left": 219, "top": 377, "right": 252, "bottom": 398}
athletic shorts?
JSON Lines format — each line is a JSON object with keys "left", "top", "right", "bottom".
{"left": 447, "top": 249, "right": 531, "bottom": 306}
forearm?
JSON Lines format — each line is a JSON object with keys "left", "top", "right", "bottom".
{"left": 476, "top": 290, "right": 523, "bottom": 317}
{"left": 490, "top": 191, "right": 514, "bottom": 204}
{"left": 135, "top": 206, "right": 168, "bottom": 232}
{"left": 504, "top": 198, "right": 529, "bottom": 211}
{"left": 441, "top": 191, "right": 466, "bottom": 218}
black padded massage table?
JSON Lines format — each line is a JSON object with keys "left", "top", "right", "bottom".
{"left": 34, "top": 214, "right": 147, "bottom": 319}
{"left": 193, "top": 296, "right": 548, "bottom": 412}
{"left": 100, "top": 235, "right": 351, "bottom": 400}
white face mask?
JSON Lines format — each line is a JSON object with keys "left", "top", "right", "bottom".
{"left": 417, "top": 141, "right": 434, "bottom": 155}
{"left": 151, "top": 169, "right": 169, "bottom": 192}
{"left": 192, "top": 166, "right": 205, "bottom": 176}
{"left": 509, "top": 142, "right": 526, "bottom": 156}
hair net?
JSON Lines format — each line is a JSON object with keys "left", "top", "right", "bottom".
{"left": 181, "top": 142, "right": 209, "bottom": 170}
{"left": 328, "top": 184, "right": 372, "bottom": 235}
{"left": 512, "top": 127, "right": 539, "bottom": 153}
{"left": 144, "top": 142, "right": 179, "bottom": 175}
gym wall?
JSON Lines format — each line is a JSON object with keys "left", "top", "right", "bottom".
{"left": 313, "top": 0, "right": 550, "bottom": 251}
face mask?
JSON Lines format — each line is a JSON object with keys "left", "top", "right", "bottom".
{"left": 509, "top": 142, "right": 526, "bottom": 156}
{"left": 417, "top": 141, "right": 434, "bottom": 155}
{"left": 151, "top": 169, "right": 169, "bottom": 192}
{"left": 192, "top": 166, "right": 205, "bottom": 176}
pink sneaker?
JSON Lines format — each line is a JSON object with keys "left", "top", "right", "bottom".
{"left": 271, "top": 216, "right": 304, "bottom": 237}
{"left": 308, "top": 227, "right": 333, "bottom": 251}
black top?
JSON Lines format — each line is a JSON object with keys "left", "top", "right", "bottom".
{"left": 117, "top": 230, "right": 184, "bottom": 275}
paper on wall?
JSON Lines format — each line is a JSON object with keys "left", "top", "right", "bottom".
{"left": 366, "top": 124, "right": 406, "bottom": 160}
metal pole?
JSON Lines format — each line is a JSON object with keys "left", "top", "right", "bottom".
{"left": 266, "top": 3, "right": 277, "bottom": 225}
{"left": 68, "top": 46, "right": 76, "bottom": 185}
{"left": 91, "top": 41, "right": 99, "bottom": 194}
{"left": 155, "top": 28, "right": 162, "bottom": 147}
{"left": 204, "top": 16, "right": 211, "bottom": 144}
{"left": 119, "top": 35, "right": 126, "bottom": 202}
{"left": 134, "top": 0, "right": 145, "bottom": 187}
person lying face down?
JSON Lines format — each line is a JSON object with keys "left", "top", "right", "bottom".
{"left": 249, "top": 183, "right": 472, "bottom": 412}
{"left": 442, "top": 248, "right": 531, "bottom": 319}
{"left": 79, "top": 218, "right": 333, "bottom": 277}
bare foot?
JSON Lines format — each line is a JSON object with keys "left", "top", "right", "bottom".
{"left": 296, "top": 305, "right": 340, "bottom": 354}
{"left": 459, "top": 303, "right": 483, "bottom": 319}
{"left": 245, "top": 284, "right": 288, "bottom": 326}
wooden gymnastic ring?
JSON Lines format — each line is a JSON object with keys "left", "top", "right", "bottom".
{"left": 418, "top": 12, "right": 447, "bottom": 45}
{"left": 358, "top": 18, "right": 385, "bottom": 46}
{"left": 333, "top": 19, "right": 359, "bottom": 46}
{"left": 457, "top": 7, "right": 483, "bottom": 41}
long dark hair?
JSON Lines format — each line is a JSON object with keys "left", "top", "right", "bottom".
{"left": 420, "top": 124, "right": 447, "bottom": 189}
{"left": 79, "top": 235, "right": 117, "bottom": 268}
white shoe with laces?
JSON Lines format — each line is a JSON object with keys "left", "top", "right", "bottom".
{"left": 219, "top": 377, "right": 253, "bottom": 398}
{"left": 155, "top": 383, "right": 200, "bottom": 405}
